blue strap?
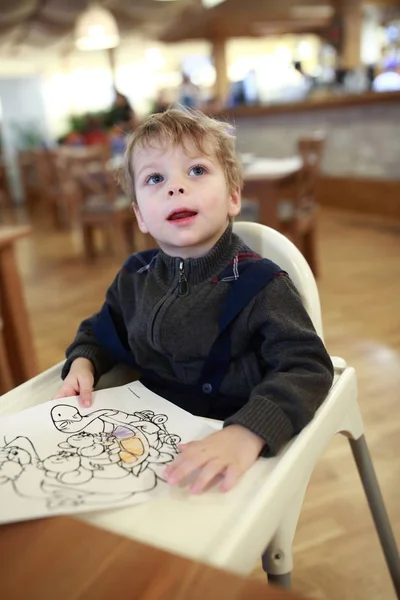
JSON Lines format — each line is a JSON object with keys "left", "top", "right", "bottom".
{"left": 91, "top": 248, "right": 159, "bottom": 366}
{"left": 219, "top": 259, "right": 282, "bottom": 330}
{"left": 200, "top": 259, "right": 284, "bottom": 391}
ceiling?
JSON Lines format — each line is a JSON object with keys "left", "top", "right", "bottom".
{"left": 0, "top": 0, "right": 399, "bottom": 53}
{"left": 0, "top": 0, "right": 195, "bottom": 53}
{"left": 160, "top": 0, "right": 339, "bottom": 42}
{"left": 159, "top": 0, "right": 400, "bottom": 42}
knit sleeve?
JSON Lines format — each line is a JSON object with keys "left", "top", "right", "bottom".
{"left": 224, "top": 274, "right": 334, "bottom": 456}
{"left": 61, "top": 270, "right": 126, "bottom": 385}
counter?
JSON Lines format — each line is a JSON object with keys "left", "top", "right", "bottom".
{"left": 217, "top": 91, "right": 400, "bottom": 218}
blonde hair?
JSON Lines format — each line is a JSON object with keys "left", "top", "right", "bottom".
{"left": 121, "top": 108, "right": 243, "bottom": 205}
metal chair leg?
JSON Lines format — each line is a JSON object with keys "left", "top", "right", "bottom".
{"left": 349, "top": 434, "right": 400, "bottom": 599}
{"left": 266, "top": 572, "right": 292, "bottom": 589}
{"left": 262, "top": 540, "right": 293, "bottom": 590}
{"left": 261, "top": 486, "right": 310, "bottom": 590}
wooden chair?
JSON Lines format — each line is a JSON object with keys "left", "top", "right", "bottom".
{"left": 61, "top": 145, "right": 135, "bottom": 260}
{"left": 47, "top": 149, "right": 84, "bottom": 229}
{"left": 0, "top": 309, "right": 14, "bottom": 395}
{"left": 18, "top": 150, "right": 37, "bottom": 208}
{"left": 243, "top": 169, "right": 300, "bottom": 233}
{"left": 0, "top": 160, "right": 11, "bottom": 216}
{"left": 18, "top": 149, "right": 67, "bottom": 228}
{"left": 278, "top": 132, "right": 325, "bottom": 277}
{"left": 242, "top": 134, "right": 325, "bottom": 277}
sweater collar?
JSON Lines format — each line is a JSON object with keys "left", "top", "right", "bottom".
{"left": 157, "top": 224, "right": 233, "bottom": 285}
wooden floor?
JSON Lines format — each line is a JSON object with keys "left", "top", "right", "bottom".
{"left": 5, "top": 206, "right": 400, "bottom": 599}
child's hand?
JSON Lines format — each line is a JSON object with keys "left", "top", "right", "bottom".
{"left": 54, "top": 358, "right": 95, "bottom": 408}
{"left": 163, "top": 425, "right": 264, "bottom": 494}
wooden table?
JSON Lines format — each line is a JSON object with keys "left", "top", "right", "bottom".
{"left": 244, "top": 158, "right": 302, "bottom": 180}
{"left": 0, "top": 226, "right": 38, "bottom": 387}
{"left": 243, "top": 157, "right": 302, "bottom": 230}
{"left": 0, "top": 517, "right": 307, "bottom": 600}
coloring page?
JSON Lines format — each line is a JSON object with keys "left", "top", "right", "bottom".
{"left": 0, "top": 381, "right": 213, "bottom": 524}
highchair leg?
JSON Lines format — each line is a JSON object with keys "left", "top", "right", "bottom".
{"left": 262, "top": 484, "right": 309, "bottom": 590}
{"left": 349, "top": 434, "right": 400, "bottom": 599}
{"left": 266, "top": 572, "right": 292, "bottom": 589}
{"left": 262, "top": 523, "right": 293, "bottom": 590}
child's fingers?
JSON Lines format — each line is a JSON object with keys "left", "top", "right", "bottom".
{"left": 177, "top": 443, "right": 189, "bottom": 451}
{"left": 79, "top": 389, "right": 93, "bottom": 408}
{"left": 164, "top": 450, "right": 210, "bottom": 486}
{"left": 53, "top": 383, "right": 78, "bottom": 399}
{"left": 220, "top": 464, "right": 239, "bottom": 493}
{"left": 190, "top": 459, "right": 225, "bottom": 495}
{"left": 163, "top": 461, "right": 175, "bottom": 478}
{"left": 77, "top": 374, "right": 94, "bottom": 408}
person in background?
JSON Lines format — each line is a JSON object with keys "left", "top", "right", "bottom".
{"left": 226, "top": 80, "right": 246, "bottom": 108}
{"left": 177, "top": 73, "right": 201, "bottom": 109}
{"left": 109, "top": 125, "right": 127, "bottom": 155}
{"left": 293, "top": 61, "right": 315, "bottom": 91}
{"left": 81, "top": 115, "right": 109, "bottom": 146}
{"left": 202, "top": 96, "right": 223, "bottom": 115}
{"left": 366, "top": 64, "right": 376, "bottom": 90}
{"left": 62, "top": 131, "right": 84, "bottom": 147}
{"left": 152, "top": 89, "right": 170, "bottom": 114}
{"left": 293, "top": 61, "right": 306, "bottom": 78}
{"left": 110, "top": 90, "right": 137, "bottom": 132}
{"left": 334, "top": 65, "right": 349, "bottom": 89}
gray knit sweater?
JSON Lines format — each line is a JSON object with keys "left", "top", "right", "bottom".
{"left": 63, "top": 225, "right": 333, "bottom": 456}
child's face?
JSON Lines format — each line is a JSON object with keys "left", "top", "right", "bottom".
{"left": 132, "top": 138, "right": 241, "bottom": 257}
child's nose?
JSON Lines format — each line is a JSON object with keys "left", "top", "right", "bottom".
{"left": 168, "top": 185, "right": 185, "bottom": 196}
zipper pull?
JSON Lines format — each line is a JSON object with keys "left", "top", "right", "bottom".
{"left": 178, "top": 260, "right": 189, "bottom": 296}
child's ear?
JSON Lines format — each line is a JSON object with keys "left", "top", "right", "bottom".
{"left": 228, "top": 186, "right": 241, "bottom": 219}
{"left": 132, "top": 203, "right": 149, "bottom": 234}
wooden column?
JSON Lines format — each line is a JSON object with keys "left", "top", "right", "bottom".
{"left": 211, "top": 38, "right": 229, "bottom": 102}
{"left": 340, "top": 0, "right": 363, "bottom": 69}
{"left": 107, "top": 47, "right": 117, "bottom": 87}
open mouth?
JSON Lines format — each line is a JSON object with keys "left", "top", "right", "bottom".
{"left": 167, "top": 209, "right": 198, "bottom": 222}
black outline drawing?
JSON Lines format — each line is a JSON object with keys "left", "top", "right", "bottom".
{"left": 0, "top": 388, "right": 181, "bottom": 512}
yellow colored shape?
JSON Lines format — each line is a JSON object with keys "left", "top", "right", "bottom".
{"left": 119, "top": 450, "right": 138, "bottom": 464}
{"left": 121, "top": 437, "right": 145, "bottom": 457}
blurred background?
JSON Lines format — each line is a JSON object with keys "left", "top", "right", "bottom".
{"left": 0, "top": 1, "right": 399, "bottom": 599}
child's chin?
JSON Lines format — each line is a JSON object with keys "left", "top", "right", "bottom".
{"left": 160, "top": 233, "right": 207, "bottom": 254}
{"left": 167, "top": 230, "right": 203, "bottom": 244}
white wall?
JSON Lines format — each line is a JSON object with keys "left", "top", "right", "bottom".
{"left": 0, "top": 76, "right": 51, "bottom": 202}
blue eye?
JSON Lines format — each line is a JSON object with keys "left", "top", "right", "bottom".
{"left": 146, "top": 173, "right": 164, "bottom": 185}
{"left": 189, "top": 165, "right": 207, "bottom": 176}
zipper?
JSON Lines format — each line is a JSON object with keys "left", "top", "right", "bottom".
{"left": 178, "top": 260, "right": 189, "bottom": 296}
